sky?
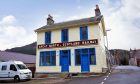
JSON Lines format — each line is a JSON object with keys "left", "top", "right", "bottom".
{"left": 0, "top": 0, "right": 140, "bottom": 50}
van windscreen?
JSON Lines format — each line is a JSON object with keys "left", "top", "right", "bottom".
{"left": 17, "top": 64, "right": 27, "bottom": 69}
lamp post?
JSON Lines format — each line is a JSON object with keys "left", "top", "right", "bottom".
{"left": 106, "top": 29, "right": 111, "bottom": 49}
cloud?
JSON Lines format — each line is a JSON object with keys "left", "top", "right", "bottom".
{"left": 0, "top": 15, "right": 36, "bottom": 50}
{"left": 100, "top": 0, "right": 140, "bottom": 50}
{"left": 65, "top": 0, "right": 140, "bottom": 50}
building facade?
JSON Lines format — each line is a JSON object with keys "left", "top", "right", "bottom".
{"left": 35, "top": 5, "right": 108, "bottom": 73}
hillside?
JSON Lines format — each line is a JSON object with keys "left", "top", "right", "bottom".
{"left": 5, "top": 42, "right": 36, "bottom": 55}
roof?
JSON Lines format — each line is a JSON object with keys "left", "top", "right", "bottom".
{"left": 0, "top": 51, "right": 36, "bottom": 64}
{"left": 35, "top": 15, "right": 103, "bottom": 32}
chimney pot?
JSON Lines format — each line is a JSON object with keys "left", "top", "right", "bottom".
{"left": 95, "top": 5, "right": 101, "bottom": 16}
{"left": 47, "top": 14, "right": 54, "bottom": 25}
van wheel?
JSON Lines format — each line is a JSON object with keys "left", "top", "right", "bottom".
{"left": 14, "top": 76, "right": 20, "bottom": 82}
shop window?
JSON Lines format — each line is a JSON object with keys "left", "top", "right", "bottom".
{"left": 75, "top": 48, "right": 96, "bottom": 65}
{"left": 80, "top": 26, "right": 88, "bottom": 40}
{"left": 45, "top": 31, "right": 51, "bottom": 44}
{"left": 40, "top": 51, "right": 56, "bottom": 66}
{"left": 61, "top": 29, "right": 68, "bottom": 42}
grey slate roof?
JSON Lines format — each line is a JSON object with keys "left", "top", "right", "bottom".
{"left": 35, "top": 15, "right": 103, "bottom": 32}
{"left": 0, "top": 51, "right": 35, "bottom": 64}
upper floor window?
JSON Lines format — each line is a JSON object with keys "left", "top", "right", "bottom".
{"left": 80, "top": 26, "right": 88, "bottom": 40}
{"left": 61, "top": 29, "right": 68, "bottom": 42}
{"left": 45, "top": 31, "right": 51, "bottom": 44}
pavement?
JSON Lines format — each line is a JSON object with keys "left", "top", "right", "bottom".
{"left": 1, "top": 66, "right": 140, "bottom": 84}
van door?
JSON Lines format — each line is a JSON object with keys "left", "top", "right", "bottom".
{"left": 9, "top": 64, "right": 17, "bottom": 78}
{"left": 0, "top": 65, "right": 8, "bottom": 78}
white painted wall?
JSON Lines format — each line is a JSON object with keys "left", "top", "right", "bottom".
{"left": 36, "top": 24, "right": 107, "bottom": 73}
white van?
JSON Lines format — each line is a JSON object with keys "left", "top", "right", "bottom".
{"left": 0, "top": 61, "right": 32, "bottom": 82}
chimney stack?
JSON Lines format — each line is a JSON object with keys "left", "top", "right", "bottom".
{"left": 47, "top": 14, "right": 54, "bottom": 25}
{"left": 95, "top": 5, "right": 101, "bottom": 16}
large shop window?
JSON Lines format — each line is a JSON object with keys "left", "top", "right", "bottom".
{"left": 61, "top": 29, "right": 68, "bottom": 42}
{"left": 40, "top": 51, "right": 56, "bottom": 66}
{"left": 80, "top": 26, "right": 88, "bottom": 40}
{"left": 75, "top": 48, "right": 96, "bottom": 65}
{"left": 45, "top": 31, "right": 51, "bottom": 44}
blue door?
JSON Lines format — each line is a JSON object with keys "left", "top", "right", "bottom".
{"left": 61, "top": 55, "right": 69, "bottom": 72}
{"left": 81, "top": 55, "right": 90, "bottom": 72}
{"left": 60, "top": 50, "right": 70, "bottom": 72}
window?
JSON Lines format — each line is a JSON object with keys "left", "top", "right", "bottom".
{"left": 80, "top": 26, "right": 88, "bottom": 40}
{"left": 1, "top": 65, "right": 7, "bottom": 70}
{"left": 75, "top": 49, "right": 81, "bottom": 65}
{"left": 17, "top": 64, "right": 27, "bottom": 70}
{"left": 75, "top": 48, "right": 96, "bottom": 65}
{"left": 45, "top": 31, "right": 51, "bottom": 44}
{"left": 89, "top": 48, "right": 96, "bottom": 65}
{"left": 10, "top": 64, "right": 17, "bottom": 71}
{"left": 40, "top": 52, "right": 45, "bottom": 66}
{"left": 61, "top": 29, "right": 68, "bottom": 42}
{"left": 40, "top": 51, "right": 56, "bottom": 66}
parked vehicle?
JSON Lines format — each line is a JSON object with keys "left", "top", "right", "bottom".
{"left": 0, "top": 61, "right": 32, "bottom": 82}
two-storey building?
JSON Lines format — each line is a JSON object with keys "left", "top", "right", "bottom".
{"left": 35, "top": 5, "right": 107, "bottom": 73}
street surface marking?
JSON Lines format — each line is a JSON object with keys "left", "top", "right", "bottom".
{"left": 101, "top": 82, "right": 104, "bottom": 84}
{"left": 104, "top": 78, "right": 107, "bottom": 80}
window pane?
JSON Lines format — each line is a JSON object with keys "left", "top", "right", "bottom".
{"left": 45, "top": 32, "right": 51, "bottom": 44}
{"left": 82, "top": 27, "right": 86, "bottom": 39}
{"left": 90, "top": 54, "right": 94, "bottom": 64}
{"left": 75, "top": 50, "right": 81, "bottom": 65}
{"left": 76, "top": 54, "right": 81, "bottom": 65}
{"left": 75, "top": 49, "right": 80, "bottom": 55}
{"left": 62, "top": 29, "right": 68, "bottom": 42}
{"left": 10, "top": 64, "right": 17, "bottom": 71}
{"left": 82, "top": 49, "right": 88, "bottom": 54}
{"left": 2, "top": 65, "right": 7, "bottom": 70}
{"left": 52, "top": 56, "right": 56, "bottom": 65}
{"left": 40, "top": 52, "right": 44, "bottom": 66}
{"left": 17, "top": 64, "right": 27, "bottom": 69}
{"left": 46, "top": 56, "right": 51, "bottom": 65}
{"left": 51, "top": 51, "right": 56, "bottom": 56}
{"left": 51, "top": 51, "right": 56, "bottom": 65}
{"left": 89, "top": 48, "right": 95, "bottom": 54}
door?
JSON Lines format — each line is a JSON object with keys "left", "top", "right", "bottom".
{"left": 9, "top": 64, "right": 17, "bottom": 78}
{"left": 81, "top": 55, "right": 90, "bottom": 72}
{"left": 61, "top": 55, "right": 69, "bottom": 72}
{"left": 60, "top": 50, "right": 70, "bottom": 72}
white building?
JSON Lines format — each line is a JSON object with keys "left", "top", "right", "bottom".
{"left": 35, "top": 5, "right": 108, "bottom": 73}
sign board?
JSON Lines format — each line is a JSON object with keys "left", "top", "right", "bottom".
{"left": 38, "top": 39, "right": 98, "bottom": 49}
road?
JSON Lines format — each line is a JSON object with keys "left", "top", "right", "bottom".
{"left": 60, "top": 71, "right": 140, "bottom": 84}
{"left": 1, "top": 66, "right": 140, "bottom": 84}
{"left": 60, "top": 66, "right": 140, "bottom": 84}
